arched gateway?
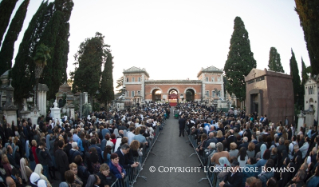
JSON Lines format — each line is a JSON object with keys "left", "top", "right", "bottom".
{"left": 122, "top": 66, "right": 224, "bottom": 106}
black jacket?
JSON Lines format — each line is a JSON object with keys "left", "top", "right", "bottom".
{"left": 55, "top": 148, "right": 69, "bottom": 171}
{"left": 178, "top": 118, "right": 186, "bottom": 129}
{"left": 223, "top": 171, "right": 244, "bottom": 187}
{"left": 97, "top": 172, "right": 116, "bottom": 187}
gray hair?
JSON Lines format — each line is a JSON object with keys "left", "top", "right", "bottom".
{"left": 243, "top": 137, "right": 248, "bottom": 142}
{"left": 209, "top": 132, "right": 214, "bottom": 138}
{"left": 293, "top": 144, "right": 299, "bottom": 150}
{"left": 72, "top": 142, "right": 78, "bottom": 149}
{"left": 279, "top": 137, "right": 285, "bottom": 145}
{"left": 120, "top": 143, "right": 130, "bottom": 150}
{"left": 216, "top": 142, "right": 223, "bottom": 152}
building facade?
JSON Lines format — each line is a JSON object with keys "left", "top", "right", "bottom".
{"left": 304, "top": 76, "right": 319, "bottom": 122}
{"left": 122, "top": 66, "right": 224, "bottom": 106}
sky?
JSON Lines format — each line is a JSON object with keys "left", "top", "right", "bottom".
{"left": 5, "top": 0, "right": 310, "bottom": 87}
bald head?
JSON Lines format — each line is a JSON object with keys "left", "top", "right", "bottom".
{"left": 6, "top": 176, "right": 15, "bottom": 187}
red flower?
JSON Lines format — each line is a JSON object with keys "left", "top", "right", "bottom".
{"left": 224, "top": 164, "right": 227, "bottom": 167}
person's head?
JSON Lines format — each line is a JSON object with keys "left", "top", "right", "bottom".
{"left": 230, "top": 142, "right": 237, "bottom": 150}
{"left": 231, "top": 160, "right": 240, "bottom": 172}
{"left": 74, "top": 155, "right": 83, "bottom": 165}
{"left": 58, "top": 140, "right": 64, "bottom": 148}
{"left": 243, "top": 136, "right": 248, "bottom": 143}
{"left": 295, "top": 170, "right": 305, "bottom": 182}
{"left": 216, "top": 130, "right": 222, "bottom": 138}
{"left": 69, "top": 163, "right": 78, "bottom": 175}
{"left": 271, "top": 147, "right": 277, "bottom": 155}
{"left": 100, "top": 163, "right": 110, "bottom": 176}
{"left": 120, "top": 143, "right": 130, "bottom": 154}
{"left": 91, "top": 137, "right": 97, "bottom": 144}
{"left": 121, "top": 137, "right": 128, "bottom": 144}
{"left": 6, "top": 176, "right": 15, "bottom": 187}
{"left": 279, "top": 137, "right": 284, "bottom": 145}
{"left": 248, "top": 142, "right": 255, "bottom": 151}
{"left": 130, "top": 140, "right": 140, "bottom": 151}
{"left": 245, "top": 176, "right": 256, "bottom": 187}
{"left": 31, "top": 140, "right": 37, "bottom": 147}
{"left": 263, "top": 149, "right": 271, "bottom": 160}
{"left": 65, "top": 170, "right": 75, "bottom": 184}
{"left": 216, "top": 142, "right": 223, "bottom": 152}
{"left": 1, "top": 155, "right": 9, "bottom": 164}
{"left": 111, "top": 153, "right": 119, "bottom": 164}
{"left": 266, "top": 177, "right": 276, "bottom": 187}
{"left": 201, "top": 133, "right": 207, "bottom": 141}
{"left": 251, "top": 179, "right": 262, "bottom": 187}
{"left": 105, "top": 134, "right": 110, "bottom": 140}
{"left": 7, "top": 146, "right": 13, "bottom": 154}
{"left": 71, "top": 142, "right": 78, "bottom": 149}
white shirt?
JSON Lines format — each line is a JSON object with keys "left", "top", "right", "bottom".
{"left": 300, "top": 142, "right": 309, "bottom": 159}
{"left": 288, "top": 141, "right": 297, "bottom": 159}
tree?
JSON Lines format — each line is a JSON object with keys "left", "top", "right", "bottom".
{"left": 0, "top": 0, "right": 18, "bottom": 47}
{"left": 290, "top": 49, "right": 302, "bottom": 109}
{"left": 268, "top": 47, "right": 284, "bottom": 73}
{"left": 295, "top": 0, "right": 319, "bottom": 75}
{"left": 11, "top": 1, "right": 54, "bottom": 104}
{"left": 116, "top": 76, "right": 124, "bottom": 94}
{"left": 224, "top": 17, "right": 256, "bottom": 101}
{"left": 301, "top": 58, "right": 308, "bottom": 85}
{"left": 37, "top": 0, "right": 74, "bottom": 99}
{"left": 99, "top": 52, "right": 114, "bottom": 106}
{"left": 33, "top": 43, "right": 51, "bottom": 108}
{"left": 72, "top": 32, "right": 110, "bottom": 98}
{"left": 0, "top": 0, "right": 30, "bottom": 76}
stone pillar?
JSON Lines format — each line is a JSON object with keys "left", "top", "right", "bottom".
{"left": 297, "top": 111, "right": 305, "bottom": 135}
{"left": 3, "top": 79, "right": 18, "bottom": 126}
{"left": 34, "top": 83, "right": 49, "bottom": 116}
{"left": 83, "top": 92, "right": 88, "bottom": 104}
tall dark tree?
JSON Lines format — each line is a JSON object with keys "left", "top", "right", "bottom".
{"left": 268, "top": 47, "right": 284, "bottom": 73}
{"left": 290, "top": 49, "right": 302, "bottom": 109}
{"left": 0, "top": 0, "right": 18, "bottom": 47}
{"left": 11, "top": 1, "right": 54, "bottom": 104}
{"left": 99, "top": 52, "right": 114, "bottom": 106}
{"left": 295, "top": 0, "right": 319, "bottom": 75}
{"left": 0, "top": 0, "right": 30, "bottom": 76}
{"left": 37, "top": 0, "right": 74, "bottom": 99}
{"left": 224, "top": 17, "right": 256, "bottom": 101}
{"left": 72, "top": 32, "right": 110, "bottom": 98}
{"left": 300, "top": 58, "right": 308, "bottom": 109}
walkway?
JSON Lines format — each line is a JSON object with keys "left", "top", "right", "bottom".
{"left": 134, "top": 112, "right": 210, "bottom": 187}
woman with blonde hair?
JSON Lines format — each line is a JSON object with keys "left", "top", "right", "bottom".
{"left": 34, "top": 164, "right": 52, "bottom": 187}
{"left": 229, "top": 142, "right": 239, "bottom": 160}
{"left": 216, "top": 130, "right": 224, "bottom": 143}
{"left": 130, "top": 140, "right": 143, "bottom": 157}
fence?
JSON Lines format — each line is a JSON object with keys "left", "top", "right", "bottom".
{"left": 110, "top": 119, "right": 166, "bottom": 187}
{"left": 185, "top": 124, "right": 217, "bottom": 187}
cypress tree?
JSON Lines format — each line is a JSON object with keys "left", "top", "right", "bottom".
{"left": 116, "top": 76, "right": 124, "bottom": 94}
{"left": 224, "top": 17, "right": 256, "bottom": 101}
{"left": 99, "top": 52, "right": 114, "bottom": 106}
{"left": 295, "top": 0, "right": 319, "bottom": 75}
{"left": 37, "top": 0, "right": 74, "bottom": 99}
{"left": 301, "top": 58, "right": 308, "bottom": 85}
{"left": 268, "top": 47, "right": 284, "bottom": 73}
{"left": 72, "top": 32, "right": 109, "bottom": 97}
{"left": 0, "top": 0, "right": 30, "bottom": 76}
{"left": 11, "top": 1, "right": 54, "bottom": 104}
{"left": 0, "top": 0, "right": 18, "bottom": 47}
{"left": 290, "top": 49, "right": 302, "bottom": 109}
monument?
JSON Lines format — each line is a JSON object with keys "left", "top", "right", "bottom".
{"left": 50, "top": 99, "right": 61, "bottom": 121}
{"left": 245, "top": 68, "right": 294, "bottom": 124}
{"left": 2, "top": 79, "right": 18, "bottom": 126}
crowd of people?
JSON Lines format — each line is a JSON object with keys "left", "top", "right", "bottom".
{"left": 176, "top": 102, "right": 319, "bottom": 187}
{"left": 0, "top": 103, "right": 169, "bottom": 187}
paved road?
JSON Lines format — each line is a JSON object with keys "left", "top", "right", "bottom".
{"left": 134, "top": 114, "right": 210, "bottom": 187}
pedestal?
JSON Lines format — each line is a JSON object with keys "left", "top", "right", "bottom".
{"left": 51, "top": 107, "right": 61, "bottom": 121}
{"left": 29, "top": 109, "right": 40, "bottom": 125}
{"left": 297, "top": 113, "right": 305, "bottom": 135}
{"left": 36, "top": 84, "right": 49, "bottom": 116}
{"left": 3, "top": 110, "right": 17, "bottom": 126}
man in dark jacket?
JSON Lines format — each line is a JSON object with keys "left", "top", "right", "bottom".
{"left": 36, "top": 141, "right": 53, "bottom": 179}
{"left": 115, "top": 144, "right": 138, "bottom": 169}
{"left": 226, "top": 129, "right": 236, "bottom": 151}
{"left": 55, "top": 140, "right": 69, "bottom": 181}
{"left": 219, "top": 161, "right": 243, "bottom": 187}
{"left": 7, "top": 146, "right": 19, "bottom": 169}
{"left": 178, "top": 115, "right": 186, "bottom": 137}
{"left": 97, "top": 163, "right": 116, "bottom": 187}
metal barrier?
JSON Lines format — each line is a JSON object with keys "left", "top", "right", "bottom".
{"left": 110, "top": 119, "right": 165, "bottom": 187}
{"left": 185, "top": 125, "right": 214, "bottom": 187}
